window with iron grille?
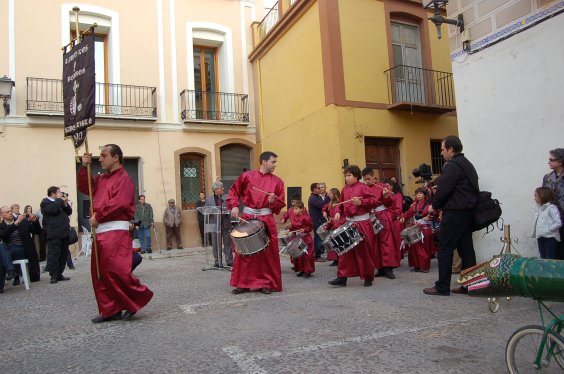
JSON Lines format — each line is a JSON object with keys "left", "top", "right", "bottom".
{"left": 430, "top": 140, "right": 445, "bottom": 174}
{"left": 180, "top": 153, "right": 205, "bottom": 209}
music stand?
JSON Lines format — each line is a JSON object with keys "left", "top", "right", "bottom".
{"left": 198, "top": 205, "right": 232, "bottom": 272}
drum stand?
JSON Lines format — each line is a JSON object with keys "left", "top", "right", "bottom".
{"left": 198, "top": 201, "right": 232, "bottom": 272}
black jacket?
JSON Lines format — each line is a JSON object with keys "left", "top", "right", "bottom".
{"left": 40, "top": 198, "right": 72, "bottom": 239}
{"left": 432, "top": 153, "right": 479, "bottom": 211}
{"left": 0, "top": 218, "right": 41, "bottom": 281}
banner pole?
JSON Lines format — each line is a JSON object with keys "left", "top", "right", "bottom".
{"left": 84, "top": 137, "right": 101, "bottom": 280}
{"left": 72, "top": 7, "right": 100, "bottom": 280}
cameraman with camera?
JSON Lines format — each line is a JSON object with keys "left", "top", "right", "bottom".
{"left": 40, "top": 186, "right": 72, "bottom": 284}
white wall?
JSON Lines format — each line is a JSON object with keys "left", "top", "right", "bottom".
{"left": 451, "top": 16, "right": 564, "bottom": 261}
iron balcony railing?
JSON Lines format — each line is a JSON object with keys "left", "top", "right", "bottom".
{"left": 384, "top": 65, "right": 455, "bottom": 109}
{"left": 258, "top": 2, "right": 279, "bottom": 40}
{"left": 26, "top": 77, "right": 157, "bottom": 119}
{"left": 180, "top": 90, "right": 249, "bottom": 123}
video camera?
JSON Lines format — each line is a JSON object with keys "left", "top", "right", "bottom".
{"left": 412, "top": 163, "right": 433, "bottom": 182}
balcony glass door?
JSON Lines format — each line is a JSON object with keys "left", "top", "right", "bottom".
{"left": 391, "top": 22, "right": 424, "bottom": 103}
{"left": 193, "top": 46, "right": 219, "bottom": 119}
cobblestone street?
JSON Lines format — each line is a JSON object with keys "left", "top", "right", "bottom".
{"left": 0, "top": 249, "right": 559, "bottom": 373}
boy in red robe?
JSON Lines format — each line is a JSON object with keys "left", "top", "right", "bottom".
{"left": 284, "top": 201, "right": 315, "bottom": 278}
{"left": 329, "top": 165, "right": 378, "bottom": 287}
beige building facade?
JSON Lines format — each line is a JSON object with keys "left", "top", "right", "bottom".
{"left": 0, "top": 0, "right": 271, "bottom": 247}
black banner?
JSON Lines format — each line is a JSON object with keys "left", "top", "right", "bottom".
{"left": 63, "top": 31, "right": 95, "bottom": 140}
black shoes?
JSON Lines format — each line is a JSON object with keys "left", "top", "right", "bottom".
{"left": 232, "top": 288, "right": 250, "bottom": 295}
{"left": 328, "top": 277, "right": 347, "bottom": 287}
{"left": 386, "top": 270, "right": 396, "bottom": 279}
{"left": 423, "top": 287, "right": 450, "bottom": 296}
{"left": 364, "top": 280, "right": 373, "bottom": 287}
{"left": 303, "top": 273, "right": 311, "bottom": 279}
{"left": 68, "top": 265, "right": 76, "bottom": 270}
{"left": 226, "top": 262, "right": 233, "bottom": 267}
{"left": 329, "top": 261, "right": 338, "bottom": 267}
{"left": 147, "top": 249, "right": 153, "bottom": 254}
{"left": 50, "top": 278, "right": 58, "bottom": 284}
{"left": 122, "top": 311, "right": 136, "bottom": 321}
{"left": 91, "top": 312, "right": 123, "bottom": 324}
{"left": 410, "top": 268, "right": 421, "bottom": 272}
{"left": 58, "top": 275, "right": 70, "bottom": 281}
{"left": 375, "top": 269, "right": 386, "bottom": 277}
{"left": 214, "top": 262, "right": 220, "bottom": 268}
{"left": 260, "top": 288, "right": 271, "bottom": 294}
{"left": 296, "top": 272, "right": 304, "bottom": 277}
{"left": 12, "top": 278, "right": 20, "bottom": 286}
{"left": 376, "top": 268, "right": 395, "bottom": 279}
{"left": 6, "top": 269, "right": 15, "bottom": 280}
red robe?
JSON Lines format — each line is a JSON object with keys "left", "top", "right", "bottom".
{"left": 388, "top": 192, "right": 404, "bottom": 258}
{"left": 335, "top": 181, "right": 378, "bottom": 280}
{"left": 369, "top": 183, "right": 399, "bottom": 268}
{"left": 403, "top": 198, "right": 437, "bottom": 271}
{"left": 77, "top": 167, "right": 153, "bottom": 317}
{"left": 287, "top": 211, "right": 315, "bottom": 274}
{"left": 227, "top": 170, "right": 285, "bottom": 291}
{"left": 322, "top": 202, "right": 345, "bottom": 261}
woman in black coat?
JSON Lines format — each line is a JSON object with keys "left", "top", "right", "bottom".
{"left": 0, "top": 208, "right": 41, "bottom": 282}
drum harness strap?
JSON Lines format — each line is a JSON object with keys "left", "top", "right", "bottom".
{"left": 242, "top": 207, "right": 272, "bottom": 216}
{"left": 374, "top": 205, "right": 387, "bottom": 212}
{"left": 346, "top": 213, "right": 370, "bottom": 222}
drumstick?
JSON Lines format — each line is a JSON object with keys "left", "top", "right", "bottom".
{"left": 334, "top": 198, "right": 356, "bottom": 206}
{"left": 251, "top": 186, "right": 285, "bottom": 203}
{"left": 238, "top": 217, "right": 251, "bottom": 224}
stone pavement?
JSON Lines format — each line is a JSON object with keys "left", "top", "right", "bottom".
{"left": 0, "top": 249, "right": 561, "bottom": 373}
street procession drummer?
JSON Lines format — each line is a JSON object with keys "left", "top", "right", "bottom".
{"left": 328, "top": 165, "right": 379, "bottom": 288}
{"left": 227, "top": 151, "right": 285, "bottom": 295}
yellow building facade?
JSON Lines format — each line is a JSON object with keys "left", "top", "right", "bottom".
{"left": 0, "top": 0, "right": 270, "bottom": 248}
{"left": 250, "top": 0, "right": 458, "bottom": 200}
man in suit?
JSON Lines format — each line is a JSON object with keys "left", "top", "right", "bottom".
{"left": 40, "top": 186, "right": 72, "bottom": 284}
{"left": 204, "top": 181, "right": 233, "bottom": 267}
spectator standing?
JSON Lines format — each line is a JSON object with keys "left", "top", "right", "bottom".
{"left": 163, "top": 199, "right": 183, "bottom": 250}
{"left": 134, "top": 195, "right": 154, "bottom": 254}
{"left": 204, "top": 181, "right": 233, "bottom": 267}
{"left": 34, "top": 207, "right": 47, "bottom": 261}
{"left": 423, "top": 136, "right": 479, "bottom": 296}
{"left": 196, "top": 192, "right": 207, "bottom": 246}
{"left": 542, "top": 148, "right": 564, "bottom": 260}
{"left": 308, "top": 183, "right": 330, "bottom": 261}
{"left": 41, "top": 187, "right": 72, "bottom": 284}
{"left": 532, "top": 187, "right": 562, "bottom": 259}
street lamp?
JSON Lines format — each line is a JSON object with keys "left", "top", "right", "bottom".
{"left": 0, "top": 75, "right": 15, "bottom": 116}
{"left": 422, "top": 0, "right": 464, "bottom": 40}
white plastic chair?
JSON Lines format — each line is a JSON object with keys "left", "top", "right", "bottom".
{"left": 12, "top": 259, "right": 30, "bottom": 290}
{"left": 74, "top": 226, "right": 92, "bottom": 259}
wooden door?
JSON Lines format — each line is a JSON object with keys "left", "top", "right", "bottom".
{"left": 364, "top": 138, "right": 401, "bottom": 183}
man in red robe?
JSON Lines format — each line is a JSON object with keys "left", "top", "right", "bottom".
{"left": 329, "top": 165, "right": 378, "bottom": 287}
{"left": 78, "top": 144, "right": 153, "bottom": 323}
{"left": 361, "top": 168, "right": 398, "bottom": 279}
{"left": 228, "top": 151, "right": 285, "bottom": 294}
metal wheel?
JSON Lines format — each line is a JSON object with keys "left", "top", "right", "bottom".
{"left": 506, "top": 325, "right": 564, "bottom": 373}
{"left": 551, "top": 323, "right": 564, "bottom": 369}
{"left": 488, "top": 297, "right": 500, "bottom": 313}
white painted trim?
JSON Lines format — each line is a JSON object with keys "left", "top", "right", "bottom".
{"left": 8, "top": 0, "right": 16, "bottom": 114}
{"left": 169, "top": 0, "right": 179, "bottom": 122}
{"left": 60, "top": 4, "right": 121, "bottom": 86}
{"left": 185, "top": 22, "right": 235, "bottom": 93}
{"left": 157, "top": 0, "right": 166, "bottom": 122}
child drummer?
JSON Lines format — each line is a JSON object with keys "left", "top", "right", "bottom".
{"left": 322, "top": 188, "right": 346, "bottom": 266}
{"left": 281, "top": 194, "right": 303, "bottom": 272}
{"left": 329, "top": 165, "right": 378, "bottom": 287}
{"left": 402, "top": 187, "right": 439, "bottom": 273}
{"left": 282, "top": 201, "right": 315, "bottom": 278}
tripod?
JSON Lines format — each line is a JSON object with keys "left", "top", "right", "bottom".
{"left": 198, "top": 200, "right": 232, "bottom": 272}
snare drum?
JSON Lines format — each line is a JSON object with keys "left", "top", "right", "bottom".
{"left": 316, "top": 222, "right": 331, "bottom": 241}
{"left": 329, "top": 221, "right": 364, "bottom": 256}
{"left": 369, "top": 214, "right": 384, "bottom": 235}
{"left": 283, "top": 237, "right": 308, "bottom": 258}
{"left": 231, "top": 220, "right": 269, "bottom": 256}
{"left": 278, "top": 229, "right": 293, "bottom": 249}
{"left": 400, "top": 225, "right": 422, "bottom": 245}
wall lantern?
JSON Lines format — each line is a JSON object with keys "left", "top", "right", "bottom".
{"left": 422, "top": 0, "right": 464, "bottom": 40}
{"left": 0, "top": 75, "right": 15, "bottom": 116}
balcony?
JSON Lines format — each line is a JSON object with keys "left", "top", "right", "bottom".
{"left": 384, "top": 65, "right": 456, "bottom": 114}
{"left": 26, "top": 77, "right": 157, "bottom": 120}
{"left": 180, "top": 90, "right": 249, "bottom": 124}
